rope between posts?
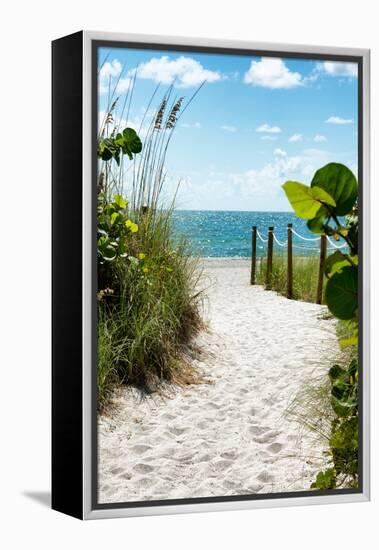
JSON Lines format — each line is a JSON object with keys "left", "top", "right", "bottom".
{"left": 273, "top": 233, "right": 288, "bottom": 247}
{"left": 256, "top": 229, "right": 268, "bottom": 243}
{"left": 290, "top": 227, "right": 321, "bottom": 241}
{"left": 254, "top": 226, "right": 349, "bottom": 251}
{"left": 326, "top": 235, "right": 349, "bottom": 249}
{"left": 250, "top": 224, "right": 350, "bottom": 304}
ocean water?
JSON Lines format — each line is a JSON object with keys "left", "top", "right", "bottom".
{"left": 172, "top": 210, "right": 325, "bottom": 258}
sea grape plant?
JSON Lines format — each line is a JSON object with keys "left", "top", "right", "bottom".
{"left": 97, "top": 125, "right": 143, "bottom": 292}
{"left": 97, "top": 193, "right": 138, "bottom": 265}
{"left": 282, "top": 162, "right": 359, "bottom": 489}
{"left": 310, "top": 359, "right": 358, "bottom": 489}
{"left": 282, "top": 162, "right": 358, "bottom": 330}
{"left": 98, "top": 127, "right": 142, "bottom": 165}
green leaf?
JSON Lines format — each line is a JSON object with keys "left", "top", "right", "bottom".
{"left": 120, "top": 128, "right": 143, "bottom": 159}
{"left": 340, "top": 336, "right": 358, "bottom": 348}
{"left": 282, "top": 181, "right": 336, "bottom": 220}
{"left": 331, "top": 395, "right": 356, "bottom": 417}
{"left": 110, "top": 212, "right": 122, "bottom": 226}
{"left": 98, "top": 146, "right": 113, "bottom": 161}
{"left": 324, "top": 251, "right": 350, "bottom": 277}
{"left": 114, "top": 133, "right": 124, "bottom": 146}
{"left": 329, "top": 364, "right": 346, "bottom": 382}
{"left": 311, "top": 468, "right": 336, "bottom": 490}
{"left": 97, "top": 235, "right": 109, "bottom": 250}
{"left": 113, "top": 194, "right": 127, "bottom": 209}
{"left": 325, "top": 266, "right": 358, "bottom": 320}
{"left": 311, "top": 162, "right": 358, "bottom": 216}
{"left": 103, "top": 245, "right": 116, "bottom": 261}
{"left": 122, "top": 128, "right": 143, "bottom": 153}
{"left": 104, "top": 203, "right": 117, "bottom": 216}
{"left": 97, "top": 129, "right": 142, "bottom": 164}
{"left": 307, "top": 207, "right": 327, "bottom": 234}
{"left": 97, "top": 224, "right": 108, "bottom": 237}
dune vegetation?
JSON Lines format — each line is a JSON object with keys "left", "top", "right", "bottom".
{"left": 96, "top": 84, "right": 204, "bottom": 408}
{"left": 282, "top": 163, "right": 359, "bottom": 489}
{"left": 256, "top": 254, "right": 321, "bottom": 303}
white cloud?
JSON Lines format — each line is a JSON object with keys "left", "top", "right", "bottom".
{"left": 244, "top": 58, "right": 303, "bottom": 89}
{"left": 116, "top": 77, "right": 132, "bottom": 94}
{"left": 260, "top": 135, "right": 278, "bottom": 141}
{"left": 288, "top": 133, "right": 303, "bottom": 142}
{"left": 326, "top": 116, "right": 354, "bottom": 125}
{"left": 301, "top": 61, "right": 358, "bottom": 86}
{"left": 314, "top": 134, "right": 327, "bottom": 142}
{"left": 100, "top": 59, "right": 122, "bottom": 79}
{"left": 230, "top": 149, "right": 335, "bottom": 199}
{"left": 181, "top": 122, "right": 201, "bottom": 129}
{"left": 274, "top": 148, "right": 287, "bottom": 157}
{"left": 220, "top": 125, "right": 237, "bottom": 132}
{"left": 172, "top": 147, "right": 357, "bottom": 210}
{"left": 229, "top": 156, "right": 303, "bottom": 202}
{"left": 135, "top": 55, "right": 221, "bottom": 88}
{"left": 99, "top": 59, "right": 132, "bottom": 95}
{"left": 317, "top": 61, "right": 358, "bottom": 78}
{"left": 256, "top": 124, "right": 281, "bottom": 134}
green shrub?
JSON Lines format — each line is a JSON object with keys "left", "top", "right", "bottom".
{"left": 282, "top": 162, "right": 359, "bottom": 489}
{"left": 97, "top": 208, "right": 203, "bottom": 403}
{"left": 97, "top": 84, "right": 204, "bottom": 408}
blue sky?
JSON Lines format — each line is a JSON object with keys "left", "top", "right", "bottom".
{"left": 98, "top": 47, "right": 358, "bottom": 211}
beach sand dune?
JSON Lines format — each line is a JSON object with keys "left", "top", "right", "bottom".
{"left": 98, "top": 258, "right": 339, "bottom": 503}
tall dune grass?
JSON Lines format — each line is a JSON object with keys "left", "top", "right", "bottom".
{"left": 97, "top": 80, "right": 204, "bottom": 408}
{"left": 256, "top": 253, "right": 323, "bottom": 303}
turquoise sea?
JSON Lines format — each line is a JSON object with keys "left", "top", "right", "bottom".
{"left": 172, "top": 210, "right": 326, "bottom": 258}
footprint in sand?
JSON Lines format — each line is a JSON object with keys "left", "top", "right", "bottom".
{"left": 175, "top": 452, "right": 195, "bottom": 464}
{"left": 131, "top": 444, "right": 152, "bottom": 455}
{"left": 267, "top": 442, "right": 283, "bottom": 453}
{"left": 110, "top": 467, "right": 124, "bottom": 475}
{"left": 220, "top": 449, "right": 238, "bottom": 460}
{"left": 161, "top": 413, "right": 176, "bottom": 421}
{"left": 196, "top": 420, "right": 209, "bottom": 430}
{"left": 169, "top": 426, "right": 189, "bottom": 436}
{"left": 213, "top": 459, "right": 233, "bottom": 471}
{"left": 134, "top": 463, "right": 155, "bottom": 474}
{"left": 198, "top": 453, "right": 212, "bottom": 463}
{"left": 249, "top": 425, "right": 268, "bottom": 436}
{"left": 134, "top": 476, "right": 157, "bottom": 488}
{"left": 254, "top": 430, "right": 280, "bottom": 444}
{"left": 223, "top": 479, "right": 240, "bottom": 491}
{"left": 257, "top": 471, "right": 274, "bottom": 483}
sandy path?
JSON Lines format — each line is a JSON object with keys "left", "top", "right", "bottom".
{"left": 98, "top": 258, "right": 339, "bottom": 503}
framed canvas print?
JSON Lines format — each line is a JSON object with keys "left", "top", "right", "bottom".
{"left": 52, "top": 31, "right": 370, "bottom": 520}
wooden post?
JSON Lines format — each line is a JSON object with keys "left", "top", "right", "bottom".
{"left": 265, "top": 226, "right": 274, "bottom": 290}
{"left": 287, "top": 223, "right": 293, "bottom": 299}
{"left": 316, "top": 235, "right": 327, "bottom": 304}
{"left": 250, "top": 226, "right": 257, "bottom": 285}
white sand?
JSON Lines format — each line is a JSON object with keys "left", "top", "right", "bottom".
{"left": 98, "top": 258, "right": 340, "bottom": 503}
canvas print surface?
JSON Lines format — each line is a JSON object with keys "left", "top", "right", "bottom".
{"left": 95, "top": 43, "right": 360, "bottom": 505}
